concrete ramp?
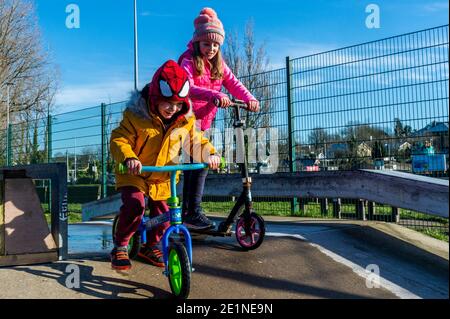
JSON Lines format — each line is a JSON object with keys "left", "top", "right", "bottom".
{"left": 82, "top": 170, "right": 448, "bottom": 221}
{"left": 1, "top": 171, "right": 58, "bottom": 266}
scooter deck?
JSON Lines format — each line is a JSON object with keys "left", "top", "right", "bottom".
{"left": 189, "top": 227, "right": 233, "bottom": 237}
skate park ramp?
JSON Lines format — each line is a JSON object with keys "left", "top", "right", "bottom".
{"left": 1, "top": 171, "right": 58, "bottom": 267}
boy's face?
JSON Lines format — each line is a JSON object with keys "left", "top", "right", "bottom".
{"left": 199, "top": 40, "right": 220, "bottom": 60}
{"left": 157, "top": 100, "right": 183, "bottom": 120}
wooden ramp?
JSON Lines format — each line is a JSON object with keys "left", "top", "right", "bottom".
{"left": 82, "top": 170, "right": 449, "bottom": 221}
{"left": 0, "top": 170, "right": 58, "bottom": 267}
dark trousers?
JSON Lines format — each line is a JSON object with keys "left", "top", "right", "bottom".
{"left": 182, "top": 167, "right": 209, "bottom": 215}
{"left": 114, "top": 186, "right": 170, "bottom": 247}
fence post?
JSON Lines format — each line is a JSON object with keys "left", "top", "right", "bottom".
{"left": 47, "top": 113, "right": 52, "bottom": 163}
{"left": 391, "top": 206, "right": 400, "bottom": 223}
{"left": 101, "top": 103, "right": 107, "bottom": 199}
{"left": 356, "top": 199, "right": 366, "bottom": 220}
{"left": 7, "top": 124, "right": 12, "bottom": 166}
{"left": 299, "top": 198, "right": 306, "bottom": 213}
{"left": 286, "top": 56, "right": 298, "bottom": 215}
{"left": 47, "top": 112, "right": 53, "bottom": 213}
{"left": 332, "top": 198, "right": 341, "bottom": 219}
{"left": 367, "top": 201, "right": 375, "bottom": 220}
{"left": 320, "top": 198, "right": 328, "bottom": 216}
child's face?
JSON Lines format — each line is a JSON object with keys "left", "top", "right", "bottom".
{"left": 199, "top": 40, "right": 220, "bottom": 60}
{"left": 157, "top": 100, "right": 183, "bottom": 120}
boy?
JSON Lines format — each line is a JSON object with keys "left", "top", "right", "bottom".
{"left": 110, "top": 60, "right": 220, "bottom": 270}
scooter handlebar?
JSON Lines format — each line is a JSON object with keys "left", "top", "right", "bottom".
{"left": 213, "top": 98, "right": 248, "bottom": 109}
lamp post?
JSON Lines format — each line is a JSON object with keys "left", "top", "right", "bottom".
{"left": 133, "top": 0, "right": 139, "bottom": 91}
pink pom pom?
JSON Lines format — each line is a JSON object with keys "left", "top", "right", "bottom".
{"left": 200, "top": 7, "right": 217, "bottom": 18}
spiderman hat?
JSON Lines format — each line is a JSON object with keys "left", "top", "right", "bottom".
{"left": 143, "top": 60, "right": 191, "bottom": 116}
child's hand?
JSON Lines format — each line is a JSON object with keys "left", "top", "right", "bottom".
{"left": 247, "top": 100, "right": 260, "bottom": 112}
{"left": 208, "top": 155, "right": 221, "bottom": 170}
{"left": 125, "top": 158, "right": 142, "bottom": 175}
{"left": 214, "top": 96, "right": 232, "bottom": 108}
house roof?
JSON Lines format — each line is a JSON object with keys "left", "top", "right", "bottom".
{"left": 412, "top": 122, "right": 449, "bottom": 136}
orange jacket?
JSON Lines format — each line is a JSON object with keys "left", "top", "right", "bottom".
{"left": 110, "top": 94, "right": 216, "bottom": 200}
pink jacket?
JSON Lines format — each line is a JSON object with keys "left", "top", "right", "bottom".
{"left": 178, "top": 41, "right": 256, "bottom": 131}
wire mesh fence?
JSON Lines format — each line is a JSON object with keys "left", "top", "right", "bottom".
{"left": 1, "top": 25, "right": 448, "bottom": 240}
{"left": 288, "top": 25, "right": 448, "bottom": 176}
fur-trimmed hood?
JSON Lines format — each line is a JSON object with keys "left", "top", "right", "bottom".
{"left": 125, "top": 60, "right": 194, "bottom": 124}
{"left": 124, "top": 84, "right": 194, "bottom": 125}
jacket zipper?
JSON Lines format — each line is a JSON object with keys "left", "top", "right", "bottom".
{"left": 136, "top": 116, "right": 186, "bottom": 160}
{"left": 136, "top": 135, "right": 149, "bottom": 157}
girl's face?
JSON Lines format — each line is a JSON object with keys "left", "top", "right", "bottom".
{"left": 199, "top": 40, "right": 220, "bottom": 60}
{"left": 157, "top": 100, "right": 183, "bottom": 120}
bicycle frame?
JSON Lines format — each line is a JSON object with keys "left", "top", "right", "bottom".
{"left": 118, "top": 163, "right": 208, "bottom": 274}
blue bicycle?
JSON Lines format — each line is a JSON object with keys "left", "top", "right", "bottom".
{"left": 113, "top": 163, "right": 208, "bottom": 299}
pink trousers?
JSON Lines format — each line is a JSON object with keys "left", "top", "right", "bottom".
{"left": 114, "top": 186, "right": 170, "bottom": 247}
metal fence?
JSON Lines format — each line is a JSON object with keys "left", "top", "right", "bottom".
{"left": 1, "top": 25, "right": 448, "bottom": 238}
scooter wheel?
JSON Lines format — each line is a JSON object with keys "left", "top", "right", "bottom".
{"left": 112, "top": 215, "right": 141, "bottom": 259}
{"left": 235, "top": 213, "right": 265, "bottom": 250}
{"left": 168, "top": 242, "right": 191, "bottom": 299}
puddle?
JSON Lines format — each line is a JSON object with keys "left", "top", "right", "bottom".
{"left": 68, "top": 222, "right": 114, "bottom": 255}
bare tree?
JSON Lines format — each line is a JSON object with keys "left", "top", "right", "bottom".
{"left": 0, "top": 0, "right": 58, "bottom": 164}
{"left": 308, "top": 128, "right": 329, "bottom": 153}
{"left": 222, "top": 19, "right": 272, "bottom": 129}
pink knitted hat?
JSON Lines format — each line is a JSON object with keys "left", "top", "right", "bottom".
{"left": 192, "top": 8, "right": 225, "bottom": 45}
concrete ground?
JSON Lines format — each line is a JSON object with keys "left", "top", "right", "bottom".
{"left": 0, "top": 217, "right": 447, "bottom": 299}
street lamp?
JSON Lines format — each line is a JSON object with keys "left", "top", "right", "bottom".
{"left": 133, "top": 0, "right": 139, "bottom": 91}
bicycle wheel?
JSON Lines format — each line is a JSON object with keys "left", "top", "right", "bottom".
{"left": 235, "top": 212, "right": 265, "bottom": 250}
{"left": 167, "top": 242, "right": 191, "bottom": 299}
{"left": 112, "top": 215, "right": 140, "bottom": 259}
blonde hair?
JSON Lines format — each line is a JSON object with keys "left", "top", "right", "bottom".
{"left": 192, "top": 41, "right": 223, "bottom": 80}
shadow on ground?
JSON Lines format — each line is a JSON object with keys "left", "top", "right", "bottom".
{"left": 12, "top": 257, "right": 172, "bottom": 299}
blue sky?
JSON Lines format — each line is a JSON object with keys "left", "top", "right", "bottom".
{"left": 33, "top": 0, "right": 449, "bottom": 113}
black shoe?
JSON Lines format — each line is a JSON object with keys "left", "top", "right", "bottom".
{"left": 183, "top": 212, "right": 215, "bottom": 230}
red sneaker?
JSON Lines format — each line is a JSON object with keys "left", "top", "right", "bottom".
{"left": 111, "top": 247, "right": 132, "bottom": 271}
{"left": 138, "top": 245, "right": 165, "bottom": 268}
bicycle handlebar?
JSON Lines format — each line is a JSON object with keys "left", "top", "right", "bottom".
{"left": 118, "top": 163, "right": 208, "bottom": 174}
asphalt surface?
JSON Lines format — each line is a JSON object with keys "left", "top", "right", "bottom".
{"left": 0, "top": 218, "right": 447, "bottom": 299}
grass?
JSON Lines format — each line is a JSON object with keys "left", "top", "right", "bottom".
{"left": 41, "top": 203, "right": 82, "bottom": 224}
{"left": 39, "top": 199, "right": 448, "bottom": 242}
{"left": 202, "top": 199, "right": 449, "bottom": 242}
{"left": 203, "top": 200, "right": 369, "bottom": 218}
{"left": 419, "top": 228, "right": 449, "bottom": 242}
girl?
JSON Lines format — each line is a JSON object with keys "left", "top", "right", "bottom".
{"left": 178, "top": 7, "right": 260, "bottom": 229}
{"left": 110, "top": 60, "right": 220, "bottom": 270}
